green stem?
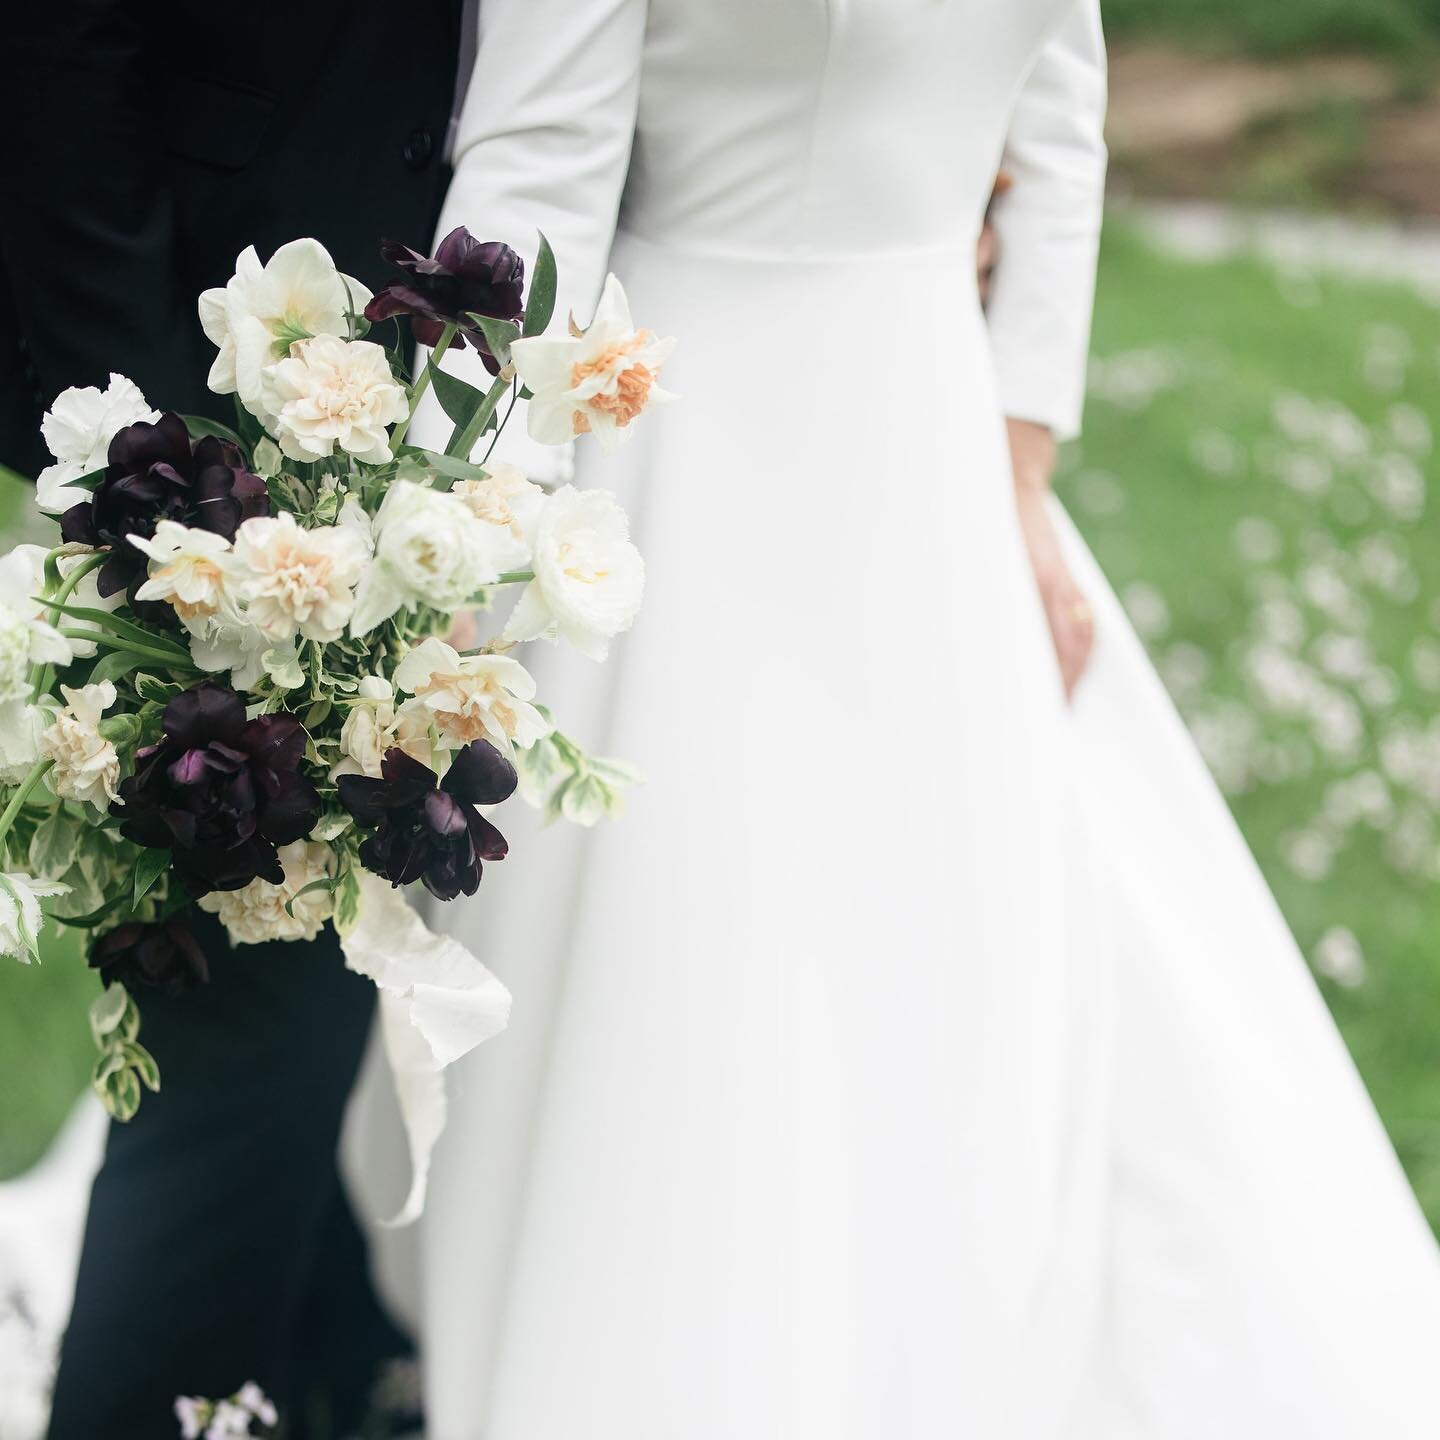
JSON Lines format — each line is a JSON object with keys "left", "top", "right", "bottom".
{"left": 494, "top": 570, "right": 535, "bottom": 587}
{"left": 446, "top": 374, "right": 511, "bottom": 460}
{"left": 392, "top": 321, "right": 459, "bottom": 451}
{"left": 0, "top": 758, "right": 54, "bottom": 853}
{"left": 30, "top": 550, "right": 111, "bottom": 702}
{"left": 56, "top": 628, "right": 195, "bottom": 669}
{"left": 481, "top": 385, "right": 521, "bottom": 465}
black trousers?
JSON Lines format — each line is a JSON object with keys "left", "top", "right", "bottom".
{"left": 48, "top": 916, "right": 408, "bottom": 1439}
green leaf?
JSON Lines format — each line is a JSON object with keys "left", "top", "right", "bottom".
{"left": 120, "top": 1041, "right": 161, "bottom": 1093}
{"left": 103, "top": 1067, "right": 142, "bottom": 1122}
{"left": 302, "top": 697, "right": 333, "bottom": 730}
{"left": 87, "top": 650, "right": 145, "bottom": 686}
{"left": 133, "top": 847, "right": 170, "bottom": 907}
{"left": 469, "top": 314, "right": 521, "bottom": 370}
{"left": 284, "top": 875, "right": 335, "bottom": 919}
{"left": 135, "top": 673, "right": 185, "bottom": 704}
{"left": 29, "top": 808, "right": 77, "bottom": 880}
{"left": 42, "top": 600, "right": 192, "bottom": 656}
{"left": 89, "top": 981, "right": 130, "bottom": 1042}
{"left": 522, "top": 232, "right": 558, "bottom": 337}
{"left": 333, "top": 866, "right": 362, "bottom": 936}
{"left": 398, "top": 447, "right": 492, "bottom": 485}
{"left": 92, "top": 1050, "right": 126, "bottom": 1087}
{"left": 427, "top": 358, "right": 488, "bottom": 430}
{"left": 178, "top": 414, "right": 245, "bottom": 447}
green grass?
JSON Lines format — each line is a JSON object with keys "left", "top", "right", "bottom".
{"left": 1104, "top": 0, "right": 1440, "bottom": 59}
{"left": 1064, "top": 220, "right": 1440, "bottom": 1222}
{"left": 3, "top": 227, "right": 1440, "bottom": 1233}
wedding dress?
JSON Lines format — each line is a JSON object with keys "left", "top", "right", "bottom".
{"left": 350, "top": 0, "right": 1440, "bottom": 1435}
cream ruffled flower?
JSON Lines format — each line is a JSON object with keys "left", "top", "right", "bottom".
{"left": 0, "top": 871, "right": 68, "bottom": 964}
{"left": 199, "top": 239, "right": 371, "bottom": 417}
{"left": 349, "top": 481, "right": 513, "bottom": 637}
{"left": 0, "top": 546, "right": 73, "bottom": 705}
{"left": 261, "top": 335, "right": 407, "bottom": 465}
{"left": 331, "top": 675, "right": 436, "bottom": 779}
{"left": 230, "top": 512, "right": 369, "bottom": 643}
{"left": 501, "top": 486, "right": 645, "bottom": 661}
{"left": 40, "top": 680, "right": 121, "bottom": 809}
{"left": 394, "top": 637, "right": 548, "bottom": 756}
{"left": 131, "top": 521, "right": 236, "bottom": 635}
{"left": 511, "top": 275, "right": 675, "bottom": 452}
{"left": 37, "top": 374, "right": 159, "bottom": 514}
{"left": 450, "top": 462, "right": 546, "bottom": 564}
{"left": 198, "top": 840, "right": 335, "bottom": 945}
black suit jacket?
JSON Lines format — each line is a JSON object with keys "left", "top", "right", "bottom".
{"left": 1, "top": 0, "right": 463, "bottom": 478}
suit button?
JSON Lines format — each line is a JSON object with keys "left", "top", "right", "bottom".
{"left": 402, "top": 127, "right": 434, "bottom": 170}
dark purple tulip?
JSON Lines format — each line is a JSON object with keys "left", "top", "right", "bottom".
{"left": 60, "top": 413, "right": 268, "bottom": 599}
{"left": 114, "top": 681, "right": 322, "bottom": 896}
{"left": 364, "top": 227, "right": 525, "bottom": 374}
{"left": 337, "top": 740, "right": 517, "bottom": 901}
{"left": 90, "top": 919, "right": 209, "bottom": 996}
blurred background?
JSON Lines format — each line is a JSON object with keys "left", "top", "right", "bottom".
{"left": 3, "top": 0, "right": 1440, "bottom": 1239}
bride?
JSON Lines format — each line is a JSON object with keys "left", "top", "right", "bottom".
{"left": 356, "top": 0, "right": 1440, "bottom": 1434}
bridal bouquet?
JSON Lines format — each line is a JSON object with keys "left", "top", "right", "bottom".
{"left": 0, "top": 229, "right": 672, "bottom": 1218}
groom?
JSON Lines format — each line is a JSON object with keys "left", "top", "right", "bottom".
{"left": 1, "top": 2, "right": 466, "bottom": 1434}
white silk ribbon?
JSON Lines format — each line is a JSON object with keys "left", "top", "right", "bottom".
{"left": 340, "top": 873, "right": 512, "bottom": 1226}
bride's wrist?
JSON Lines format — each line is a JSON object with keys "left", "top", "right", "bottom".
{"left": 1005, "top": 417, "right": 1057, "bottom": 496}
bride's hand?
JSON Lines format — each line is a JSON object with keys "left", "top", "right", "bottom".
{"left": 1007, "top": 418, "right": 1094, "bottom": 700}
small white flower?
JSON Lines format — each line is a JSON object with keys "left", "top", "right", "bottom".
{"left": 199, "top": 238, "right": 371, "bottom": 417}
{"left": 188, "top": 613, "right": 271, "bottom": 691}
{"left": 230, "top": 513, "right": 367, "bottom": 643}
{"left": 394, "top": 636, "right": 548, "bottom": 756}
{"left": 131, "top": 521, "right": 236, "bottom": 635}
{"left": 0, "top": 546, "right": 73, "bottom": 704}
{"left": 39, "top": 681, "right": 121, "bottom": 809}
{"left": 450, "top": 462, "right": 546, "bottom": 563}
{"left": 37, "top": 374, "right": 159, "bottom": 513}
{"left": 349, "top": 481, "right": 512, "bottom": 638}
{"left": 332, "top": 675, "right": 436, "bottom": 779}
{"left": 261, "top": 335, "right": 407, "bottom": 465}
{"left": 0, "top": 701, "right": 43, "bottom": 785}
{"left": 0, "top": 871, "right": 68, "bottom": 964}
{"left": 199, "top": 840, "right": 335, "bottom": 945}
{"left": 235, "top": 1382, "right": 278, "bottom": 1428}
{"left": 502, "top": 486, "right": 644, "bottom": 661}
{"left": 511, "top": 274, "right": 675, "bottom": 452}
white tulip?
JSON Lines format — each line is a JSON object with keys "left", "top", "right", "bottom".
{"left": 198, "top": 238, "right": 371, "bottom": 418}
{"left": 502, "top": 486, "right": 644, "bottom": 661}
{"left": 37, "top": 374, "right": 159, "bottom": 513}
{"left": 0, "top": 871, "right": 68, "bottom": 964}
{"left": 510, "top": 274, "right": 675, "bottom": 452}
{"left": 261, "top": 335, "right": 407, "bottom": 466}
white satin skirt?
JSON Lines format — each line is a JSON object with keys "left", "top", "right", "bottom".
{"left": 350, "top": 234, "right": 1440, "bottom": 1439}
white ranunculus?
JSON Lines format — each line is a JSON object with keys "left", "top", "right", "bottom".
{"left": 0, "top": 701, "right": 44, "bottom": 785}
{"left": 0, "top": 871, "right": 68, "bottom": 963}
{"left": 393, "top": 636, "right": 548, "bottom": 756}
{"left": 198, "top": 840, "right": 335, "bottom": 945}
{"left": 130, "top": 521, "right": 236, "bottom": 636}
{"left": 40, "top": 680, "right": 120, "bottom": 810}
{"left": 37, "top": 374, "right": 159, "bottom": 513}
{"left": 510, "top": 274, "right": 676, "bottom": 452}
{"left": 0, "top": 546, "right": 73, "bottom": 704}
{"left": 198, "top": 239, "right": 371, "bottom": 416}
{"left": 261, "top": 335, "right": 407, "bottom": 466}
{"left": 331, "top": 675, "right": 436, "bottom": 780}
{"left": 349, "top": 481, "right": 513, "bottom": 638}
{"left": 188, "top": 613, "right": 271, "bottom": 691}
{"left": 501, "top": 486, "right": 644, "bottom": 661}
{"left": 450, "top": 462, "right": 546, "bottom": 565}
{"left": 229, "top": 512, "right": 368, "bottom": 643}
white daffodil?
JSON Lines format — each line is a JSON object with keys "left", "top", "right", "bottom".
{"left": 198, "top": 238, "right": 371, "bottom": 417}
{"left": 350, "top": 481, "right": 514, "bottom": 638}
{"left": 449, "top": 462, "right": 546, "bottom": 564}
{"left": 199, "top": 840, "right": 335, "bottom": 945}
{"left": 229, "top": 512, "right": 368, "bottom": 643}
{"left": 260, "top": 335, "right": 407, "bottom": 466}
{"left": 131, "top": 521, "right": 236, "bottom": 636}
{"left": 37, "top": 374, "right": 159, "bottom": 513}
{"left": 0, "top": 871, "right": 68, "bottom": 964}
{"left": 331, "top": 675, "right": 436, "bottom": 779}
{"left": 501, "top": 486, "right": 644, "bottom": 661}
{"left": 394, "top": 636, "right": 548, "bottom": 756}
{"left": 510, "top": 274, "right": 676, "bottom": 452}
{"left": 0, "top": 546, "right": 73, "bottom": 705}
{"left": 39, "top": 680, "right": 121, "bottom": 810}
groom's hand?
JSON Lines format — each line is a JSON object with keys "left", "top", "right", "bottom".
{"left": 1007, "top": 417, "right": 1095, "bottom": 700}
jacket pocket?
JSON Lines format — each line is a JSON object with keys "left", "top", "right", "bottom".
{"left": 162, "top": 77, "right": 279, "bottom": 171}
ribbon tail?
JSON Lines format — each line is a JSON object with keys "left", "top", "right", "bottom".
{"left": 341, "top": 873, "right": 512, "bottom": 1226}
